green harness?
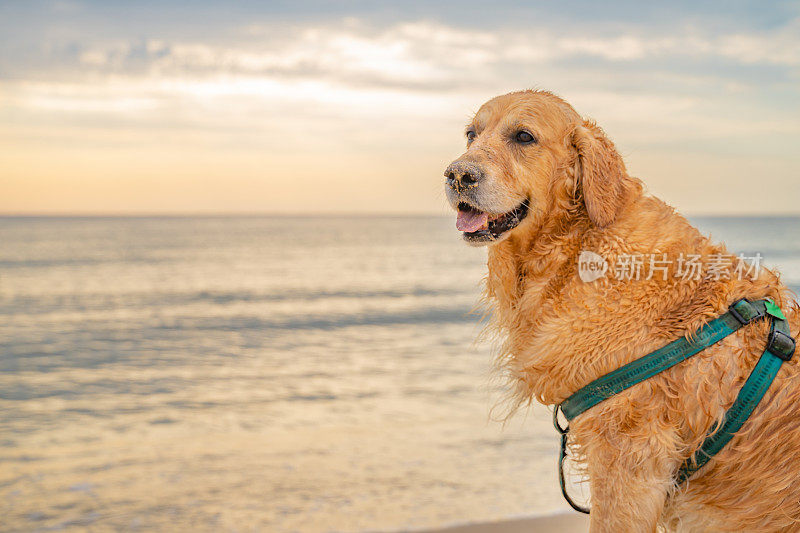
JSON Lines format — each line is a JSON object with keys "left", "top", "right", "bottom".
{"left": 552, "top": 298, "right": 796, "bottom": 514}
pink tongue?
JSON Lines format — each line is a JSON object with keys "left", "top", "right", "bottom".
{"left": 456, "top": 209, "right": 489, "bottom": 232}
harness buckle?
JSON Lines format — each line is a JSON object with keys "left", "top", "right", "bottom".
{"left": 729, "top": 298, "right": 763, "bottom": 325}
{"left": 767, "top": 329, "right": 796, "bottom": 361}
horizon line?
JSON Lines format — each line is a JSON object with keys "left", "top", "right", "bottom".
{"left": 2, "top": 211, "right": 800, "bottom": 219}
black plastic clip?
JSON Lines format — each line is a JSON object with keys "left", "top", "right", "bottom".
{"left": 767, "top": 329, "right": 796, "bottom": 361}
{"left": 729, "top": 298, "right": 764, "bottom": 325}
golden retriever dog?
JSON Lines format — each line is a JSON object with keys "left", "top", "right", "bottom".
{"left": 444, "top": 90, "right": 799, "bottom": 532}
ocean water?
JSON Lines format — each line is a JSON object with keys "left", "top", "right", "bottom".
{"left": 1, "top": 215, "right": 799, "bottom": 532}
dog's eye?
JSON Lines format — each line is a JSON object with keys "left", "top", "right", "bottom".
{"left": 466, "top": 130, "right": 477, "bottom": 143}
{"left": 514, "top": 130, "right": 536, "bottom": 144}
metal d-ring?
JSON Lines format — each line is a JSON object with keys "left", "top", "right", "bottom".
{"left": 553, "top": 404, "right": 569, "bottom": 434}
{"left": 554, "top": 405, "right": 591, "bottom": 514}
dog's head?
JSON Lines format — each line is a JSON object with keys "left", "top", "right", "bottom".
{"left": 445, "top": 90, "right": 632, "bottom": 246}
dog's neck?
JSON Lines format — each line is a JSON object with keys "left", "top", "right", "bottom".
{"left": 485, "top": 200, "right": 592, "bottom": 341}
{"left": 482, "top": 192, "right": 753, "bottom": 408}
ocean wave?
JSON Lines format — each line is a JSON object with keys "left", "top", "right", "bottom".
{"left": 0, "top": 286, "right": 475, "bottom": 316}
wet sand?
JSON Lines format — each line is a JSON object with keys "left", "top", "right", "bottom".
{"left": 418, "top": 512, "right": 590, "bottom": 533}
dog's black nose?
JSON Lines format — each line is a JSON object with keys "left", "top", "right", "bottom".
{"left": 444, "top": 160, "right": 483, "bottom": 189}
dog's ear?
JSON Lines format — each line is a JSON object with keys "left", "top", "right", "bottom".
{"left": 571, "top": 120, "right": 630, "bottom": 228}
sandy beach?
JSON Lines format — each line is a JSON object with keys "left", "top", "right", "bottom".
{"left": 418, "top": 513, "right": 589, "bottom": 533}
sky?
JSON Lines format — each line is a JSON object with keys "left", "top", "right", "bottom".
{"left": 1, "top": 1, "right": 798, "bottom": 215}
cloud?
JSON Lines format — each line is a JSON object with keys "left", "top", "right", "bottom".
{"left": 5, "top": 18, "right": 797, "bottom": 132}
{"left": 1, "top": 12, "right": 798, "bottom": 215}
{"left": 8, "top": 17, "right": 799, "bottom": 90}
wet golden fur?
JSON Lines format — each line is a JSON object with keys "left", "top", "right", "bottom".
{"left": 450, "top": 91, "right": 800, "bottom": 532}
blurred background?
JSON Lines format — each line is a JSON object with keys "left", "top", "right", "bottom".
{"left": 1, "top": 1, "right": 799, "bottom": 531}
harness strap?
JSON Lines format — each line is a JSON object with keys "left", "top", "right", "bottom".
{"left": 553, "top": 298, "right": 796, "bottom": 514}
{"left": 560, "top": 299, "right": 766, "bottom": 422}
{"left": 676, "top": 315, "right": 794, "bottom": 483}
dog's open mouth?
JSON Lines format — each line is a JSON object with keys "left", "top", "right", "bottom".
{"left": 456, "top": 200, "right": 529, "bottom": 243}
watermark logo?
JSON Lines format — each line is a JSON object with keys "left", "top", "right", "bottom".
{"left": 577, "top": 251, "right": 763, "bottom": 283}
{"left": 578, "top": 250, "right": 609, "bottom": 282}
